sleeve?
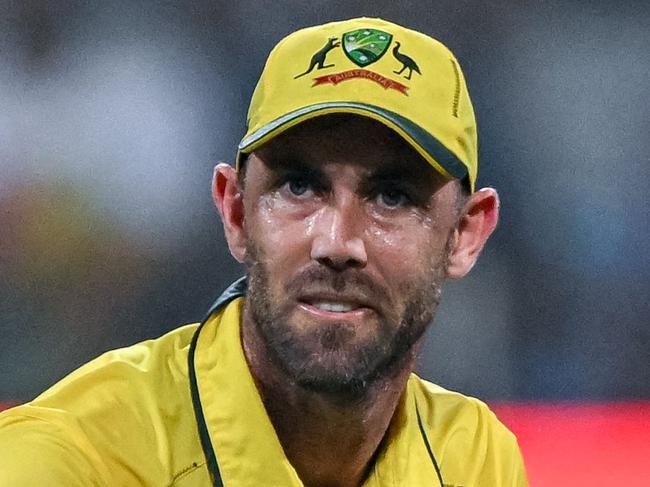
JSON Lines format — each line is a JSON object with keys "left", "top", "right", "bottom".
{"left": 470, "top": 400, "right": 530, "bottom": 487}
{"left": 508, "top": 436, "right": 529, "bottom": 487}
{"left": 0, "top": 411, "right": 109, "bottom": 486}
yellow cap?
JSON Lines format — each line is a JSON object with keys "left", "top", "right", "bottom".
{"left": 239, "top": 17, "right": 478, "bottom": 192}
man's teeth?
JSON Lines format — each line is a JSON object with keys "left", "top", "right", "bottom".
{"left": 313, "top": 302, "right": 356, "bottom": 312}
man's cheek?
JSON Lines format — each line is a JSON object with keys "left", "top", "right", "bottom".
{"left": 255, "top": 213, "right": 299, "bottom": 245}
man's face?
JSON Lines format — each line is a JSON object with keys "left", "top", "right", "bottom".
{"left": 239, "top": 115, "right": 462, "bottom": 398}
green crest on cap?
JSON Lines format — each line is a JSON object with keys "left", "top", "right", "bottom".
{"left": 343, "top": 29, "right": 393, "bottom": 67}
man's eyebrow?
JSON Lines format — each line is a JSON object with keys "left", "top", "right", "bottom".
{"left": 279, "top": 161, "right": 323, "bottom": 178}
{"left": 263, "top": 154, "right": 313, "bottom": 172}
{"left": 263, "top": 155, "right": 327, "bottom": 183}
{"left": 365, "top": 166, "right": 422, "bottom": 185}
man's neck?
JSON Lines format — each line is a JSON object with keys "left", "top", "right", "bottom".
{"left": 241, "top": 312, "right": 417, "bottom": 487}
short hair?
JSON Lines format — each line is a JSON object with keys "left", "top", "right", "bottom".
{"left": 236, "top": 153, "right": 250, "bottom": 189}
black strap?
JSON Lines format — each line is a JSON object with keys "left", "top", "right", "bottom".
{"left": 415, "top": 399, "right": 445, "bottom": 486}
{"left": 188, "top": 277, "right": 248, "bottom": 487}
{"left": 201, "top": 277, "right": 248, "bottom": 321}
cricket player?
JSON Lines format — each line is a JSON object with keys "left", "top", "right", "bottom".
{"left": 0, "top": 17, "right": 528, "bottom": 486}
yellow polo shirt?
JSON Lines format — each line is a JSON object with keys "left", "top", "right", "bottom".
{"left": 0, "top": 287, "right": 527, "bottom": 486}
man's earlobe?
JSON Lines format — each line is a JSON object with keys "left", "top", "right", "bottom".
{"left": 213, "top": 163, "right": 247, "bottom": 263}
{"left": 446, "top": 188, "right": 500, "bottom": 279}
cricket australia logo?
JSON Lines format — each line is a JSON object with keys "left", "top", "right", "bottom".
{"left": 342, "top": 29, "right": 392, "bottom": 67}
{"left": 293, "top": 27, "right": 421, "bottom": 96}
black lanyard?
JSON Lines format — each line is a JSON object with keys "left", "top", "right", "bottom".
{"left": 187, "top": 277, "right": 444, "bottom": 487}
{"left": 188, "top": 277, "right": 247, "bottom": 487}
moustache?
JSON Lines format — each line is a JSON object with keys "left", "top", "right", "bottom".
{"left": 284, "top": 266, "right": 391, "bottom": 310}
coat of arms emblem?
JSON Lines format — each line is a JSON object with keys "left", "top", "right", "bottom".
{"left": 342, "top": 29, "right": 393, "bottom": 67}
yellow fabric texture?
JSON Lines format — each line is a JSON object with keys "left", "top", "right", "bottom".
{"left": 0, "top": 298, "right": 527, "bottom": 486}
{"left": 239, "top": 17, "right": 478, "bottom": 191}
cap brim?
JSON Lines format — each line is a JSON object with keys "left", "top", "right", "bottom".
{"left": 238, "top": 102, "right": 470, "bottom": 188}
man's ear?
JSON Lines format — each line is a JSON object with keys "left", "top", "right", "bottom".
{"left": 212, "top": 163, "right": 247, "bottom": 263}
{"left": 446, "top": 187, "right": 500, "bottom": 279}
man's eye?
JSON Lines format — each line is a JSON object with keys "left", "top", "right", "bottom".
{"left": 285, "top": 178, "right": 312, "bottom": 197}
{"left": 377, "top": 189, "right": 409, "bottom": 208}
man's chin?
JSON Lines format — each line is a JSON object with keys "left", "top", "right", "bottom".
{"left": 272, "top": 337, "right": 402, "bottom": 400}
{"left": 283, "top": 349, "right": 379, "bottom": 400}
{"left": 294, "top": 372, "right": 370, "bottom": 402}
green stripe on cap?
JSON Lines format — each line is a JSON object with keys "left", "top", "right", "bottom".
{"left": 238, "top": 102, "right": 469, "bottom": 181}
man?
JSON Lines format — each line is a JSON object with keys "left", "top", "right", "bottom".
{"left": 0, "top": 17, "right": 527, "bottom": 486}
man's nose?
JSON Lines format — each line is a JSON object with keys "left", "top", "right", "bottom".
{"left": 310, "top": 201, "right": 368, "bottom": 271}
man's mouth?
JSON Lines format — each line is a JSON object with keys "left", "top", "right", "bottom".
{"left": 310, "top": 301, "right": 357, "bottom": 313}
{"left": 297, "top": 293, "right": 373, "bottom": 318}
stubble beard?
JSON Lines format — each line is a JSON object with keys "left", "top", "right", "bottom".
{"left": 244, "top": 243, "right": 450, "bottom": 402}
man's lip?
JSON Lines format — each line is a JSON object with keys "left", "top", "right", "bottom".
{"left": 297, "top": 293, "right": 373, "bottom": 310}
{"left": 295, "top": 292, "right": 378, "bottom": 320}
{"left": 297, "top": 302, "right": 371, "bottom": 319}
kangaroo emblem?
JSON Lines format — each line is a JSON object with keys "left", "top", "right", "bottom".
{"left": 392, "top": 41, "right": 421, "bottom": 80}
{"left": 294, "top": 37, "right": 341, "bottom": 79}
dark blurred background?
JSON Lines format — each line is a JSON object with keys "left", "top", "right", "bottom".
{"left": 1, "top": 0, "right": 649, "bottom": 403}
